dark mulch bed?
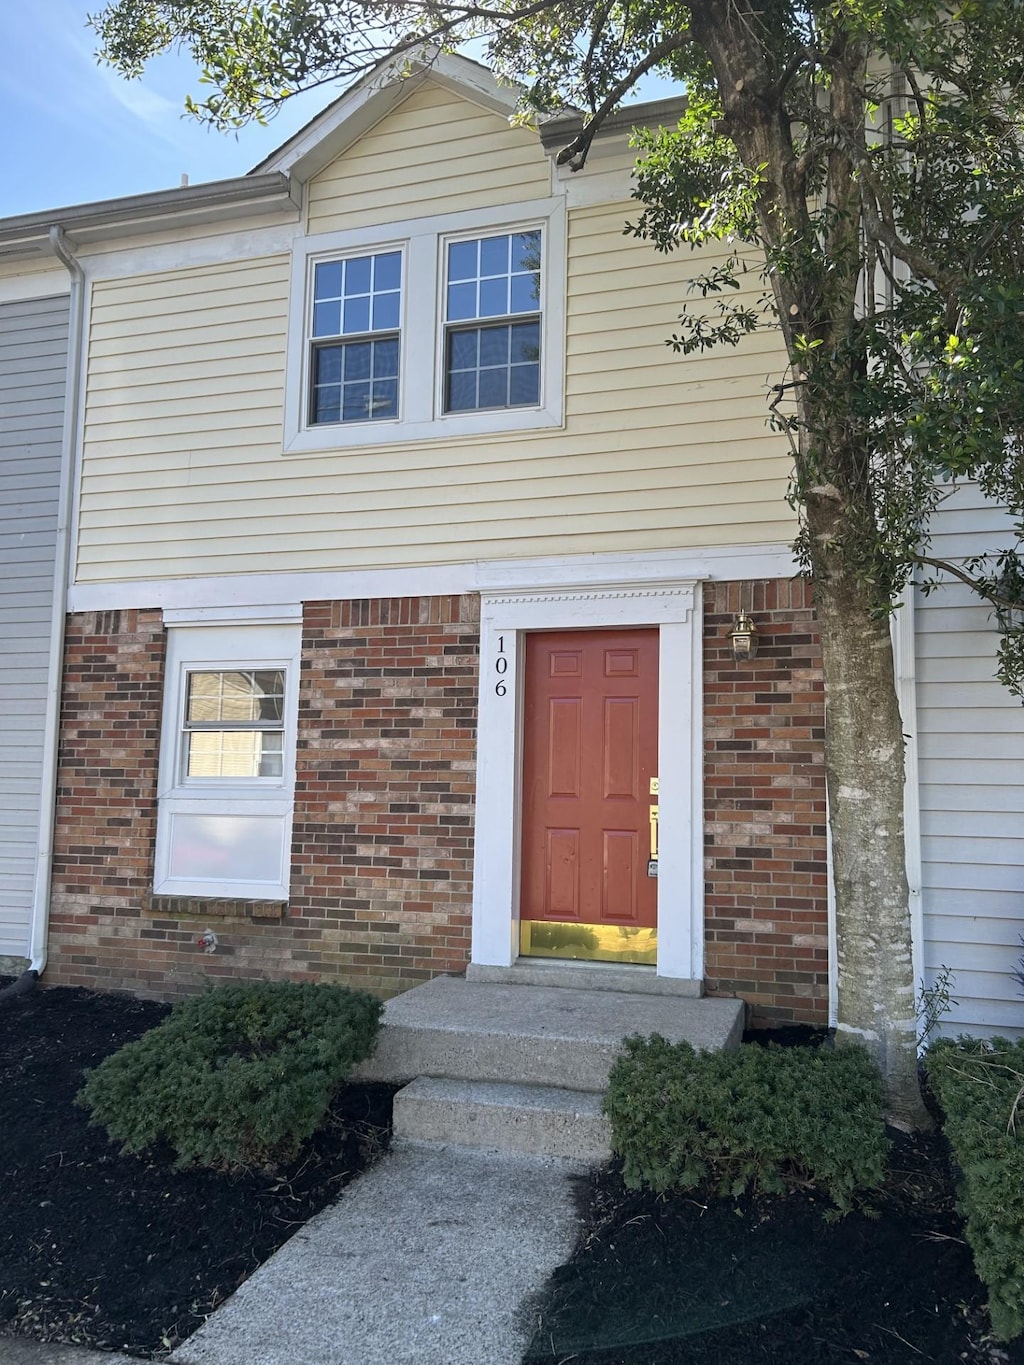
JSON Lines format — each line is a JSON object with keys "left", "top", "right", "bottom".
{"left": 0, "top": 979, "right": 395, "bottom": 1358}
{"left": 524, "top": 1026, "right": 1024, "bottom": 1365}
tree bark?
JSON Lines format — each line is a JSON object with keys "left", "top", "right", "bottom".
{"left": 807, "top": 514, "right": 932, "bottom": 1131}
{"left": 688, "top": 0, "right": 931, "bottom": 1126}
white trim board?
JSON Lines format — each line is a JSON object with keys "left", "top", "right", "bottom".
{"left": 67, "top": 542, "right": 799, "bottom": 613}
{"left": 472, "top": 576, "right": 704, "bottom": 983}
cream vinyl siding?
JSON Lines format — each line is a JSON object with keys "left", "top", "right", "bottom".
{"left": 77, "top": 167, "right": 795, "bottom": 581}
{"left": 914, "top": 485, "right": 1024, "bottom": 1038}
{"left": 306, "top": 83, "right": 551, "bottom": 235}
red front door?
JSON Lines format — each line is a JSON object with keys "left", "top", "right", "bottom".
{"left": 520, "top": 628, "right": 659, "bottom": 938}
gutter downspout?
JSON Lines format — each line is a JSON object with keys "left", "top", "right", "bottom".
{"left": 26, "top": 226, "right": 85, "bottom": 977}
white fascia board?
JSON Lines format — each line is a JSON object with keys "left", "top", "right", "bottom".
{"left": 0, "top": 175, "right": 299, "bottom": 260}
{"left": 67, "top": 545, "right": 800, "bottom": 616}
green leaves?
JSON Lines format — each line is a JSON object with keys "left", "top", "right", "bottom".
{"left": 76, "top": 980, "right": 383, "bottom": 1170}
{"left": 927, "top": 1038, "right": 1024, "bottom": 1341}
{"left": 603, "top": 1034, "right": 889, "bottom": 1214}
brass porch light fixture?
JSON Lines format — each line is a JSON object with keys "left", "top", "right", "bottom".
{"left": 728, "top": 609, "right": 759, "bottom": 662}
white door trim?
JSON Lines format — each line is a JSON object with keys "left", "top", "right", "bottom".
{"left": 472, "top": 575, "right": 703, "bottom": 982}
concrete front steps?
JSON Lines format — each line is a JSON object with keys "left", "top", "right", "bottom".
{"left": 356, "top": 962, "right": 744, "bottom": 1162}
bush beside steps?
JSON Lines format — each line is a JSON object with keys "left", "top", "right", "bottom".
{"left": 604, "top": 1034, "right": 889, "bottom": 1214}
{"left": 77, "top": 980, "right": 382, "bottom": 1171}
{"left": 926, "top": 1036, "right": 1024, "bottom": 1342}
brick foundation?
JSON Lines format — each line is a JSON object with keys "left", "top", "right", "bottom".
{"left": 47, "top": 582, "right": 827, "bottom": 1020}
{"left": 702, "top": 579, "right": 829, "bottom": 1025}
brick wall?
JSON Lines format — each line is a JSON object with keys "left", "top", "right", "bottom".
{"left": 288, "top": 596, "right": 478, "bottom": 992}
{"left": 47, "top": 597, "right": 479, "bottom": 999}
{"left": 702, "top": 579, "right": 829, "bottom": 1025}
{"left": 47, "top": 584, "right": 827, "bottom": 1019}
{"left": 49, "top": 609, "right": 165, "bottom": 990}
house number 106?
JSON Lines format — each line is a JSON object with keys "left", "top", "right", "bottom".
{"left": 495, "top": 635, "right": 509, "bottom": 696}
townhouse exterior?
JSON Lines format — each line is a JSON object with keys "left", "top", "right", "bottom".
{"left": 0, "top": 55, "right": 1019, "bottom": 1034}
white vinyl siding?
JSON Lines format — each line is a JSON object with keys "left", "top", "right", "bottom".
{"left": 0, "top": 293, "right": 68, "bottom": 958}
{"left": 915, "top": 484, "right": 1024, "bottom": 1038}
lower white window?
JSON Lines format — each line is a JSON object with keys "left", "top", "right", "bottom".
{"left": 153, "top": 620, "right": 301, "bottom": 899}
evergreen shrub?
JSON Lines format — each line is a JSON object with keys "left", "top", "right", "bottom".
{"left": 926, "top": 1036, "right": 1024, "bottom": 1341}
{"left": 77, "top": 979, "right": 382, "bottom": 1170}
{"left": 604, "top": 1034, "right": 889, "bottom": 1213}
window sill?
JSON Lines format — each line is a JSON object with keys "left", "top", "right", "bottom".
{"left": 283, "top": 403, "right": 562, "bottom": 455}
{"left": 144, "top": 894, "right": 287, "bottom": 921}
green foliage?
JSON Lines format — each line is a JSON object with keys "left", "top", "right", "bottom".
{"left": 603, "top": 1035, "right": 889, "bottom": 1213}
{"left": 76, "top": 979, "right": 382, "bottom": 1170}
{"left": 917, "top": 964, "right": 958, "bottom": 1047}
{"left": 926, "top": 1037, "right": 1024, "bottom": 1342}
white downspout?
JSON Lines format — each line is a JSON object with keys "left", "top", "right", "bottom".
{"left": 27, "top": 226, "right": 85, "bottom": 976}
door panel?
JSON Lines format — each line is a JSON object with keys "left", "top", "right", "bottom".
{"left": 521, "top": 627, "right": 658, "bottom": 937}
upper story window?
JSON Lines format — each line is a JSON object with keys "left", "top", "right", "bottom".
{"left": 283, "top": 199, "right": 565, "bottom": 453}
{"left": 444, "top": 231, "right": 541, "bottom": 413}
{"left": 309, "top": 250, "right": 402, "bottom": 424}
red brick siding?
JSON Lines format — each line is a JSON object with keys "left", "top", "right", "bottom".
{"left": 287, "top": 596, "right": 478, "bottom": 993}
{"left": 48, "top": 609, "right": 165, "bottom": 990}
{"left": 47, "top": 597, "right": 479, "bottom": 999}
{"left": 702, "top": 579, "right": 829, "bottom": 1025}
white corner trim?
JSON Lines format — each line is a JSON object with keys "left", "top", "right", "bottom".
{"left": 892, "top": 588, "right": 925, "bottom": 1003}
{"left": 472, "top": 573, "right": 703, "bottom": 982}
{"left": 162, "top": 603, "right": 303, "bottom": 627}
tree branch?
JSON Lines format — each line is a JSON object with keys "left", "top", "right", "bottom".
{"left": 555, "top": 32, "right": 690, "bottom": 170}
{"left": 913, "top": 555, "right": 1024, "bottom": 612}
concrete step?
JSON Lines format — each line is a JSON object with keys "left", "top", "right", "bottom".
{"left": 356, "top": 974, "right": 744, "bottom": 1092}
{"left": 393, "top": 1077, "right": 612, "bottom": 1162}
{"left": 466, "top": 958, "right": 704, "bottom": 998}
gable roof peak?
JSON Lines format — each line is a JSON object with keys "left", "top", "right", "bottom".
{"left": 251, "top": 50, "right": 523, "bottom": 183}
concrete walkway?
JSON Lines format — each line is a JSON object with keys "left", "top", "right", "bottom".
{"left": 170, "top": 1142, "right": 584, "bottom": 1365}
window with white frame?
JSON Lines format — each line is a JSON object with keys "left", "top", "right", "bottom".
{"left": 443, "top": 230, "right": 541, "bottom": 413}
{"left": 309, "top": 250, "right": 402, "bottom": 424}
{"left": 154, "top": 619, "right": 301, "bottom": 900}
{"left": 283, "top": 199, "right": 565, "bottom": 453}
{"left": 181, "top": 669, "right": 286, "bottom": 779}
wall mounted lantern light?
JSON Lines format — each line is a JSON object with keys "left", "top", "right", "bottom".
{"left": 728, "top": 610, "right": 759, "bottom": 663}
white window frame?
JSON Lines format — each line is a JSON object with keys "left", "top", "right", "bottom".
{"left": 283, "top": 198, "right": 566, "bottom": 453}
{"left": 306, "top": 243, "right": 406, "bottom": 427}
{"left": 154, "top": 619, "right": 301, "bottom": 899}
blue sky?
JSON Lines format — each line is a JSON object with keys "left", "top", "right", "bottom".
{"left": 0, "top": 0, "right": 339, "bottom": 218}
{"left": 1, "top": 2, "right": 680, "bottom": 220}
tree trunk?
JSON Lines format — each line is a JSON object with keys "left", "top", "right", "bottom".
{"left": 809, "top": 531, "right": 932, "bottom": 1130}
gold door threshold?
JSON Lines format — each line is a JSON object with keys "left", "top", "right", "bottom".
{"left": 520, "top": 920, "right": 657, "bottom": 965}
